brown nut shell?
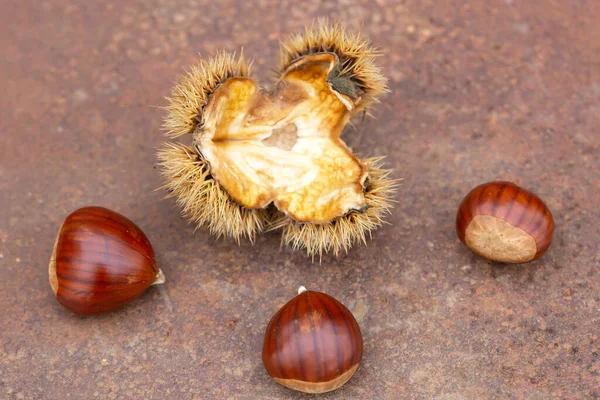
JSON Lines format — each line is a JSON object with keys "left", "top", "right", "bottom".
{"left": 49, "top": 206, "right": 164, "bottom": 315}
{"left": 262, "top": 288, "right": 363, "bottom": 394}
{"left": 456, "top": 181, "right": 554, "bottom": 263}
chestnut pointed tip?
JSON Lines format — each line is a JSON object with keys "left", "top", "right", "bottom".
{"left": 297, "top": 285, "right": 307, "bottom": 294}
{"left": 152, "top": 269, "right": 166, "bottom": 285}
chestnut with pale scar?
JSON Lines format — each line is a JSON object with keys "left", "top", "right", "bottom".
{"left": 158, "top": 22, "right": 397, "bottom": 256}
{"left": 456, "top": 181, "right": 554, "bottom": 263}
{"left": 262, "top": 286, "right": 363, "bottom": 394}
{"left": 49, "top": 207, "right": 165, "bottom": 315}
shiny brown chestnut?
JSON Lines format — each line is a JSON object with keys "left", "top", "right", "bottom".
{"left": 456, "top": 181, "right": 554, "bottom": 263}
{"left": 262, "top": 287, "right": 363, "bottom": 394}
{"left": 49, "top": 206, "right": 165, "bottom": 315}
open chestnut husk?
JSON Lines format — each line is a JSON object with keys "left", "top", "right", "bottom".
{"left": 49, "top": 206, "right": 165, "bottom": 315}
{"left": 456, "top": 181, "right": 554, "bottom": 263}
{"left": 262, "top": 287, "right": 363, "bottom": 393}
{"left": 158, "top": 21, "right": 396, "bottom": 258}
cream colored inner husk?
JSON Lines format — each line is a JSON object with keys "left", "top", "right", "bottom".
{"left": 195, "top": 53, "right": 367, "bottom": 223}
{"left": 465, "top": 215, "right": 537, "bottom": 263}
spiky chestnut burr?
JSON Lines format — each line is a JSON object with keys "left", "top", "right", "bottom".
{"left": 158, "top": 21, "right": 396, "bottom": 257}
{"left": 456, "top": 181, "right": 554, "bottom": 263}
{"left": 262, "top": 286, "right": 363, "bottom": 393}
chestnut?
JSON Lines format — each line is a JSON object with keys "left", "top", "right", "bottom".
{"left": 456, "top": 181, "right": 554, "bottom": 263}
{"left": 262, "top": 287, "right": 363, "bottom": 394}
{"left": 48, "top": 206, "right": 165, "bottom": 315}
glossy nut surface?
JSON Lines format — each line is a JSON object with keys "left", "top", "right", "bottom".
{"left": 262, "top": 288, "right": 363, "bottom": 394}
{"left": 456, "top": 181, "right": 554, "bottom": 263}
{"left": 49, "top": 206, "right": 164, "bottom": 315}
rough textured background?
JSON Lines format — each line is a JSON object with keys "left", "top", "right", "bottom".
{"left": 1, "top": 1, "right": 599, "bottom": 399}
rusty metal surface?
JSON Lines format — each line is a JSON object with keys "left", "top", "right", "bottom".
{"left": 1, "top": 1, "right": 599, "bottom": 398}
